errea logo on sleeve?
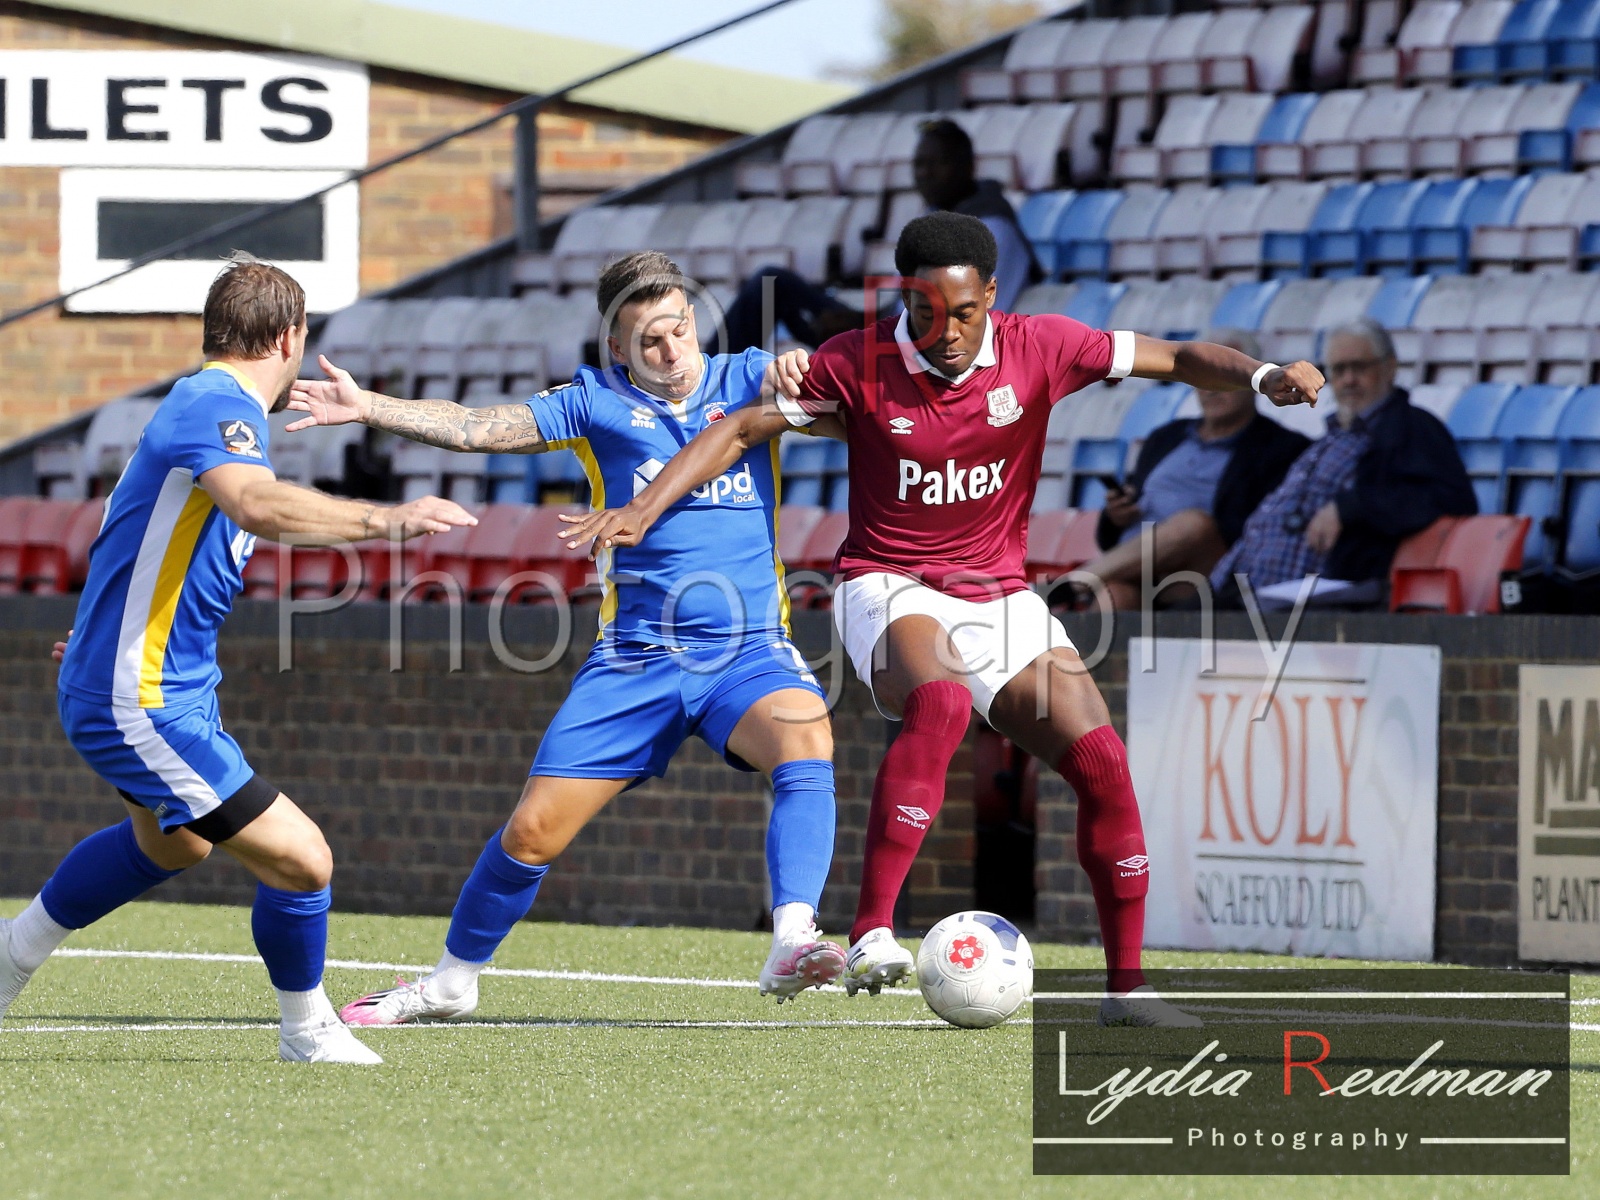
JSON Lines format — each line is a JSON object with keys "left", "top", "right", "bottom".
{"left": 896, "top": 457, "right": 1007, "bottom": 505}
{"left": 217, "top": 419, "right": 263, "bottom": 459}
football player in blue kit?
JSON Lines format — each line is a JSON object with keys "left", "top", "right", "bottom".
{"left": 0, "top": 259, "right": 477, "bottom": 1062}
{"left": 286, "top": 251, "right": 845, "bottom": 1021}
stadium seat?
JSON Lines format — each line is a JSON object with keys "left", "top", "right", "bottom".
{"left": 1365, "top": 274, "right": 1434, "bottom": 332}
{"left": 1018, "top": 191, "right": 1076, "bottom": 278}
{"left": 1547, "top": 0, "right": 1600, "bottom": 78}
{"left": 0, "top": 497, "right": 41, "bottom": 594}
{"left": 1212, "top": 182, "right": 1326, "bottom": 278}
{"left": 790, "top": 509, "right": 848, "bottom": 588}
{"left": 1363, "top": 178, "right": 1473, "bottom": 277}
{"left": 1470, "top": 171, "right": 1586, "bottom": 270}
{"left": 1411, "top": 175, "right": 1532, "bottom": 275}
{"left": 1480, "top": 271, "right": 1600, "bottom": 381}
{"left": 775, "top": 504, "right": 825, "bottom": 570}
{"left": 735, "top": 114, "right": 847, "bottom": 197}
{"left": 1391, "top": 514, "right": 1530, "bottom": 613}
{"left": 1109, "top": 184, "right": 1220, "bottom": 278}
{"left": 1211, "top": 280, "right": 1283, "bottom": 331}
{"left": 1062, "top": 279, "right": 1126, "bottom": 330}
{"left": 496, "top": 506, "right": 598, "bottom": 603}
{"left": 1475, "top": 0, "right": 1565, "bottom": 79}
{"left": 1026, "top": 508, "right": 1103, "bottom": 590}
{"left": 1553, "top": 385, "right": 1600, "bottom": 573}
{"left": 1446, "top": 381, "right": 1521, "bottom": 509}
{"left": 352, "top": 538, "right": 429, "bottom": 604}
{"left": 1431, "top": 0, "right": 1517, "bottom": 82}
{"left": 1469, "top": 82, "right": 1583, "bottom": 172}
{"left": 315, "top": 300, "right": 390, "bottom": 386}
{"left": 1257, "top": 90, "right": 1365, "bottom": 181}
{"left": 1310, "top": 88, "right": 1428, "bottom": 179}
{"left": 1353, "top": 0, "right": 1462, "bottom": 84}
{"left": 1497, "top": 384, "right": 1583, "bottom": 568}
{"left": 78, "top": 397, "right": 159, "bottom": 497}
{"left": 1032, "top": 19, "right": 1119, "bottom": 101}
{"left": 1362, "top": 87, "right": 1474, "bottom": 178}
{"left": 436, "top": 503, "right": 537, "bottom": 604}
{"left": 1052, "top": 191, "right": 1126, "bottom": 280}
{"left": 1212, "top": 93, "right": 1319, "bottom": 184}
{"left": 1262, "top": 181, "right": 1373, "bottom": 278}
{"left": 240, "top": 540, "right": 288, "bottom": 600}
{"left": 1115, "top": 95, "right": 1275, "bottom": 186}
{"left": 1312, "top": 180, "right": 1430, "bottom": 277}
{"left": 15, "top": 499, "right": 89, "bottom": 594}
{"left": 399, "top": 505, "right": 482, "bottom": 603}
{"left": 962, "top": 20, "right": 1075, "bottom": 103}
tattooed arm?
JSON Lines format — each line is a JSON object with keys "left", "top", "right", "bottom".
{"left": 286, "top": 354, "right": 549, "bottom": 454}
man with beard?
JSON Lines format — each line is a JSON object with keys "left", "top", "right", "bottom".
{"left": 0, "top": 258, "right": 475, "bottom": 1063}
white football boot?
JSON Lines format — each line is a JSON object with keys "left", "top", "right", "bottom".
{"left": 842, "top": 926, "right": 915, "bottom": 996}
{"left": 758, "top": 930, "right": 846, "bottom": 1003}
{"left": 339, "top": 974, "right": 478, "bottom": 1027}
{"left": 279, "top": 1018, "right": 384, "bottom": 1064}
{"left": 1097, "top": 984, "right": 1204, "bottom": 1028}
{"left": 0, "top": 919, "right": 33, "bottom": 1027}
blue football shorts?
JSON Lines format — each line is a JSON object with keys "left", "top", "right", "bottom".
{"left": 58, "top": 688, "right": 278, "bottom": 841}
{"left": 530, "top": 634, "right": 826, "bottom": 782}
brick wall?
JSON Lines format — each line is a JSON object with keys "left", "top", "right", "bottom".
{"left": 1, "top": 598, "right": 1573, "bottom": 963}
{"left": 0, "top": 2, "right": 731, "bottom": 443}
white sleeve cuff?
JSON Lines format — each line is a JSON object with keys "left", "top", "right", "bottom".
{"left": 773, "top": 391, "right": 816, "bottom": 428}
{"left": 1107, "top": 329, "right": 1135, "bottom": 380}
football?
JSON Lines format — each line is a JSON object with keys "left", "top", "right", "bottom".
{"left": 916, "top": 911, "right": 1034, "bottom": 1029}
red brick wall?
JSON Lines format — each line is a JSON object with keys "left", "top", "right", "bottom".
{"left": 0, "top": 2, "right": 731, "bottom": 443}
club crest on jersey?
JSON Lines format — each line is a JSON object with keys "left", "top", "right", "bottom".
{"left": 888, "top": 416, "right": 915, "bottom": 435}
{"left": 985, "top": 384, "right": 1021, "bottom": 428}
{"left": 217, "top": 419, "right": 263, "bottom": 458}
{"left": 705, "top": 403, "right": 727, "bottom": 423}
{"left": 630, "top": 406, "right": 657, "bottom": 429}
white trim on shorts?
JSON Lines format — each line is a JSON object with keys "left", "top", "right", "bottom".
{"left": 832, "top": 572, "right": 1076, "bottom": 722}
{"left": 111, "top": 701, "right": 224, "bottom": 820}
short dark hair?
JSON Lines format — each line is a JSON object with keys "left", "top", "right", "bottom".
{"left": 596, "top": 250, "right": 687, "bottom": 329}
{"left": 201, "top": 258, "right": 306, "bottom": 359}
{"left": 894, "top": 211, "right": 998, "bottom": 281}
{"left": 916, "top": 118, "right": 975, "bottom": 168}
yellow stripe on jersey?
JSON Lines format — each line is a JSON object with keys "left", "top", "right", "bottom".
{"left": 199, "top": 361, "right": 267, "bottom": 407}
{"left": 555, "top": 437, "right": 616, "bottom": 639}
{"left": 768, "top": 438, "right": 792, "bottom": 637}
{"left": 137, "top": 486, "right": 215, "bottom": 708}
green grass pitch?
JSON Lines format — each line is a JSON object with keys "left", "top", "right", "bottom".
{"left": 1, "top": 898, "right": 1594, "bottom": 1199}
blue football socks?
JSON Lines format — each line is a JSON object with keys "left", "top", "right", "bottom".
{"left": 767, "top": 758, "right": 836, "bottom": 910}
{"left": 443, "top": 831, "right": 549, "bottom": 964}
{"left": 251, "top": 884, "right": 330, "bottom": 993}
{"left": 38, "top": 818, "right": 183, "bottom": 930}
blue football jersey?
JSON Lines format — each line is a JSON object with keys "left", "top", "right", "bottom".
{"left": 528, "top": 350, "right": 793, "bottom": 647}
{"left": 59, "top": 363, "right": 272, "bottom": 708}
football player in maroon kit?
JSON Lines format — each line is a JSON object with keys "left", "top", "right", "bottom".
{"left": 563, "top": 213, "right": 1324, "bottom": 1025}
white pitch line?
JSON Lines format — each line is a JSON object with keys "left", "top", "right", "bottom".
{"left": 4, "top": 1017, "right": 975, "bottom": 1034}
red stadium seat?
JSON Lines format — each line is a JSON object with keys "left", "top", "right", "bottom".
{"left": 290, "top": 544, "right": 358, "bottom": 601}
{"left": 403, "top": 506, "right": 483, "bottom": 604}
{"left": 0, "top": 497, "right": 45, "bottom": 595}
{"left": 775, "top": 504, "right": 825, "bottom": 570}
{"left": 1027, "top": 509, "right": 1102, "bottom": 584}
{"left": 792, "top": 511, "right": 847, "bottom": 575}
{"left": 241, "top": 540, "right": 288, "bottom": 599}
{"left": 504, "top": 506, "right": 599, "bottom": 604}
{"left": 454, "top": 503, "right": 536, "bottom": 603}
{"left": 1390, "top": 515, "right": 1530, "bottom": 615}
{"left": 352, "top": 538, "right": 429, "bottom": 603}
{"left": 18, "top": 499, "right": 87, "bottom": 594}
{"left": 62, "top": 497, "right": 105, "bottom": 591}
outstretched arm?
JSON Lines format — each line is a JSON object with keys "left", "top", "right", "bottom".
{"left": 558, "top": 404, "right": 793, "bottom": 554}
{"left": 199, "top": 462, "right": 476, "bottom": 544}
{"left": 287, "top": 355, "right": 549, "bottom": 453}
{"left": 1130, "top": 335, "right": 1325, "bottom": 409}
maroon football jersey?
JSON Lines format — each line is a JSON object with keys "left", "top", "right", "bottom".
{"left": 782, "top": 310, "right": 1126, "bottom": 599}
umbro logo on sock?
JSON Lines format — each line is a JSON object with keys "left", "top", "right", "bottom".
{"left": 896, "top": 804, "right": 931, "bottom": 829}
{"left": 1116, "top": 854, "right": 1150, "bottom": 877}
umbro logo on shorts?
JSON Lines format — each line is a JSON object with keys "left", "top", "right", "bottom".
{"left": 896, "top": 804, "right": 931, "bottom": 830}
{"left": 1116, "top": 854, "right": 1150, "bottom": 877}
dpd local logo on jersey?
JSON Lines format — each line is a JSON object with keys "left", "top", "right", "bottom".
{"left": 634, "top": 458, "right": 756, "bottom": 505}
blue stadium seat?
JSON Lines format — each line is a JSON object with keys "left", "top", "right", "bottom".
{"left": 1364, "top": 179, "right": 1475, "bottom": 277}
{"left": 826, "top": 475, "right": 850, "bottom": 513}
{"left": 1311, "top": 181, "right": 1429, "bottom": 278}
{"left": 1053, "top": 192, "right": 1125, "bottom": 280}
{"left": 1018, "top": 190, "right": 1076, "bottom": 279}
{"left": 1556, "top": 386, "right": 1600, "bottom": 573}
{"left": 1501, "top": 385, "right": 1581, "bottom": 568}
{"left": 1212, "top": 94, "right": 1317, "bottom": 184}
{"left": 1452, "top": 1, "right": 1519, "bottom": 82}
{"left": 1211, "top": 280, "right": 1283, "bottom": 330}
{"left": 1492, "top": 0, "right": 1565, "bottom": 78}
{"left": 1517, "top": 81, "right": 1600, "bottom": 171}
{"left": 1062, "top": 279, "right": 1127, "bottom": 330}
{"left": 1262, "top": 183, "right": 1373, "bottom": 279}
{"left": 1581, "top": 222, "right": 1600, "bottom": 269}
{"left": 1449, "top": 382, "right": 1523, "bottom": 513}
{"left": 1115, "top": 383, "right": 1191, "bottom": 442}
{"left": 1413, "top": 175, "right": 1533, "bottom": 275}
{"left": 1547, "top": 0, "right": 1600, "bottom": 76}
{"left": 781, "top": 438, "right": 828, "bottom": 507}
{"left": 1366, "top": 275, "right": 1434, "bottom": 329}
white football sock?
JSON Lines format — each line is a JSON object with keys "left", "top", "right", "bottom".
{"left": 427, "top": 949, "right": 486, "bottom": 1001}
{"left": 8, "top": 896, "right": 72, "bottom": 973}
{"left": 277, "top": 984, "right": 340, "bottom": 1035}
{"left": 772, "top": 902, "right": 817, "bottom": 945}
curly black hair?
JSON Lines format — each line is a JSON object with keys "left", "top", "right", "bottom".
{"left": 893, "top": 211, "right": 998, "bottom": 282}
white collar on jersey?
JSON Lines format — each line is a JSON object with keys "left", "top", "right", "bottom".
{"left": 894, "top": 311, "right": 996, "bottom": 386}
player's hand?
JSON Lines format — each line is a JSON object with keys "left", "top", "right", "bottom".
{"left": 383, "top": 496, "right": 478, "bottom": 540}
{"left": 1103, "top": 485, "right": 1142, "bottom": 529}
{"left": 760, "top": 348, "right": 811, "bottom": 405}
{"left": 1260, "top": 361, "right": 1324, "bottom": 409}
{"left": 1305, "top": 501, "right": 1342, "bottom": 554}
{"left": 285, "top": 355, "right": 373, "bottom": 430}
{"left": 51, "top": 628, "right": 72, "bottom": 663}
{"left": 558, "top": 505, "right": 652, "bottom": 559}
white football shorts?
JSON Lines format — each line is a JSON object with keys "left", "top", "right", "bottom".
{"left": 832, "top": 571, "right": 1076, "bottom": 721}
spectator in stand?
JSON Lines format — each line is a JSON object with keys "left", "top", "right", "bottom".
{"left": 718, "top": 118, "right": 1037, "bottom": 352}
{"left": 1210, "top": 317, "right": 1477, "bottom": 607}
{"left": 1075, "top": 329, "right": 1310, "bottom": 610}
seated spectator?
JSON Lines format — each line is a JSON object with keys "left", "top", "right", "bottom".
{"left": 718, "top": 118, "right": 1038, "bottom": 353}
{"left": 1074, "top": 329, "right": 1311, "bottom": 610}
{"left": 1210, "top": 317, "right": 1477, "bottom": 607}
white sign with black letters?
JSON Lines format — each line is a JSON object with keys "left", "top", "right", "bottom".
{"left": 0, "top": 50, "right": 367, "bottom": 168}
{"left": 1128, "top": 638, "right": 1440, "bottom": 961}
{"left": 1518, "top": 665, "right": 1600, "bottom": 963}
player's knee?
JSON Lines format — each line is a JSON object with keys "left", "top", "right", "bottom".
{"left": 501, "top": 810, "right": 562, "bottom": 866}
{"left": 149, "top": 836, "right": 211, "bottom": 872}
{"left": 277, "top": 834, "right": 334, "bottom": 892}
